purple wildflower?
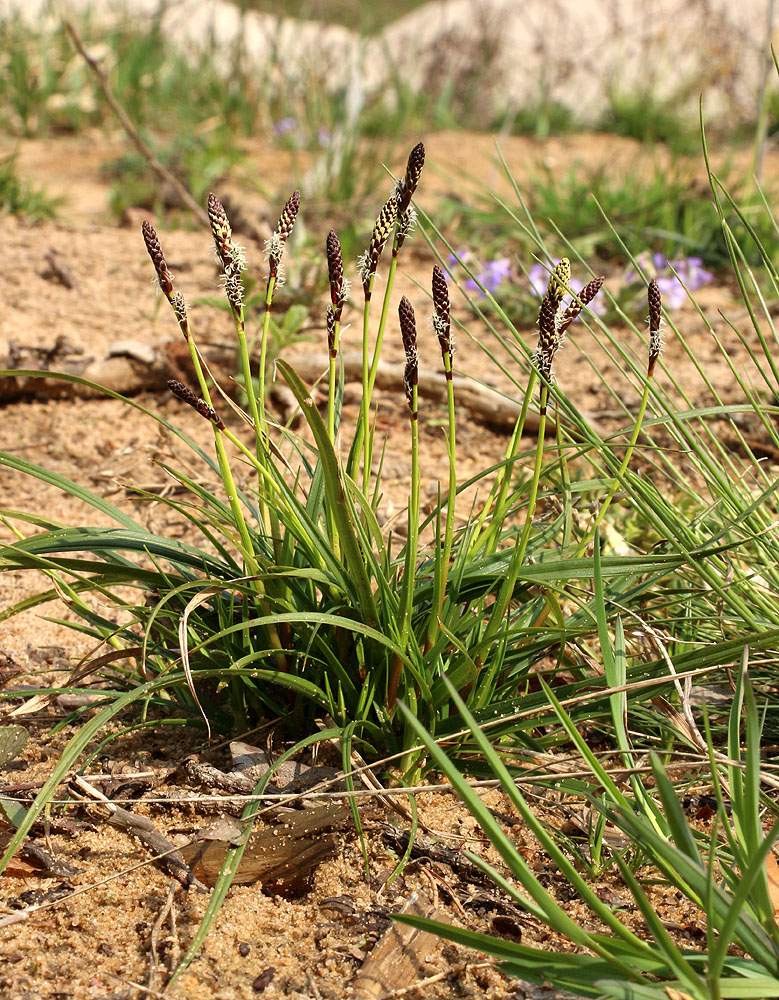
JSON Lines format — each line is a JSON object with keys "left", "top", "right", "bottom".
{"left": 626, "top": 252, "right": 713, "bottom": 310}
{"left": 448, "top": 251, "right": 512, "bottom": 296}
{"left": 274, "top": 116, "right": 297, "bottom": 136}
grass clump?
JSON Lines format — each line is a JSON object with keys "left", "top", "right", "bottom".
{"left": 3, "top": 101, "right": 779, "bottom": 990}
{"left": 599, "top": 89, "right": 700, "bottom": 155}
{"left": 0, "top": 153, "right": 60, "bottom": 220}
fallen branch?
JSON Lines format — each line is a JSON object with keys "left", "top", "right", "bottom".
{"left": 63, "top": 18, "right": 209, "bottom": 227}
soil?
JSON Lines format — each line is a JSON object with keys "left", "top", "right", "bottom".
{"left": 0, "top": 129, "right": 774, "bottom": 998}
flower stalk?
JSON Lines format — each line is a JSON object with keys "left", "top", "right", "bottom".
{"left": 326, "top": 229, "right": 347, "bottom": 443}
{"left": 426, "top": 265, "right": 456, "bottom": 651}
{"left": 260, "top": 189, "right": 301, "bottom": 437}
{"left": 577, "top": 279, "right": 662, "bottom": 554}
{"left": 350, "top": 143, "right": 425, "bottom": 489}
{"left": 387, "top": 295, "right": 420, "bottom": 709}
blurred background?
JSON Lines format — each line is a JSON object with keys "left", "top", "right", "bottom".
{"left": 2, "top": 0, "right": 779, "bottom": 309}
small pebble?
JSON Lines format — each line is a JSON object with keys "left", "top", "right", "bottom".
{"left": 238, "top": 941, "right": 250, "bottom": 957}
{"left": 252, "top": 967, "right": 276, "bottom": 993}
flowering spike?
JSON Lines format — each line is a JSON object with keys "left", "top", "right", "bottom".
{"left": 361, "top": 193, "right": 398, "bottom": 297}
{"left": 266, "top": 189, "right": 301, "bottom": 279}
{"left": 398, "top": 295, "right": 418, "bottom": 415}
{"left": 558, "top": 275, "right": 605, "bottom": 335}
{"left": 432, "top": 265, "right": 453, "bottom": 377}
{"left": 648, "top": 279, "right": 663, "bottom": 376}
{"left": 396, "top": 142, "right": 425, "bottom": 215}
{"left": 168, "top": 379, "right": 225, "bottom": 430}
{"left": 207, "top": 193, "right": 246, "bottom": 313}
{"left": 276, "top": 189, "right": 301, "bottom": 244}
{"left": 546, "top": 257, "right": 570, "bottom": 306}
{"left": 326, "top": 229, "right": 346, "bottom": 320}
{"left": 207, "top": 194, "right": 233, "bottom": 265}
{"left": 535, "top": 258, "right": 571, "bottom": 382}
{"left": 141, "top": 221, "right": 174, "bottom": 299}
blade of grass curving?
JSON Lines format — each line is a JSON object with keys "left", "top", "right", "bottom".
{"left": 396, "top": 682, "right": 658, "bottom": 964}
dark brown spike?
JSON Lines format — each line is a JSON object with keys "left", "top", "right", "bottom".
{"left": 398, "top": 296, "right": 418, "bottom": 413}
{"left": 275, "top": 190, "right": 301, "bottom": 244}
{"left": 432, "top": 265, "right": 450, "bottom": 328}
{"left": 537, "top": 295, "right": 558, "bottom": 359}
{"left": 142, "top": 221, "right": 174, "bottom": 298}
{"left": 648, "top": 279, "right": 663, "bottom": 376}
{"left": 167, "top": 379, "right": 225, "bottom": 430}
{"left": 432, "top": 265, "right": 453, "bottom": 375}
{"left": 557, "top": 275, "right": 605, "bottom": 335}
{"left": 399, "top": 296, "right": 417, "bottom": 356}
{"left": 397, "top": 142, "right": 425, "bottom": 214}
{"left": 648, "top": 278, "right": 662, "bottom": 333}
{"left": 326, "top": 229, "right": 344, "bottom": 317}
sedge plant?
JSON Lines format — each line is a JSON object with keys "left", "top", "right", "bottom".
{"left": 3, "top": 121, "right": 779, "bottom": 920}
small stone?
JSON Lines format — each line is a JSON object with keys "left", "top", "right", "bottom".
{"left": 252, "top": 967, "right": 275, "bottom": 993}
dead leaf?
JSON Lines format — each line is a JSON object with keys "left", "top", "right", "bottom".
{"left": 180, "top": 803, "right": 350, "bottom": 895}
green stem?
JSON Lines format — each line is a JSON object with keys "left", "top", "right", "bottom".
{"left": 327, "top": 319, "right": 342, "bottom": 444}
{"left": 352, "top": 290, "right": 373, "bottom": 488}
{"left": 353, "top": 246, "right": 402, "bottom": 490}
{"left": 258, "top": 275, "right": 276, "bottom": 442}
{"left": 368, "top": 251, "right": 399, "bottom": 398}
{"left": 427, "top": 356, "right": 456, "bottom": 649}
{"left": 182, "top": 321, "right": 285, "bottom": 662}
{"left": 470, "top": 370, "right": 538, "bottom": 558}
{"left": 576, "top": 378, "right": 652, "bottom": 557}
{"left": 482, "top": 380, "right": 548, "bottom": 647}
{"left": 389, "top": 386, "right": 419, "bottom": 709}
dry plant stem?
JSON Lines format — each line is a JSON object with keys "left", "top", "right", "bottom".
{"left": 70, "top": 775, "right": 209, "bottom": 893}
{"left": 63, "top": 20, "right": 208, "bottom": 227}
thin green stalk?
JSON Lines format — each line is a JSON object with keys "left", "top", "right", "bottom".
{"left": 577, "top": 278, "right": 660, "bottom": 556}
{"left": 427, "top": 265, "right": 457, "bottom": 649}
{"left": 327, "top": 315, "right": 341, "bottom": 444}
{"left": 388, "top": 296, "right": 420, "bottom": 709}
{"left": 257, "top": 274, "right": 276, "bottom": 442}
{"left": 400, "top": 381, "right": 420, "bottom": 648}
{"left": 576, "top": 379, "right": 651, "bottom": 557}
{"left": 470, "top": 369, "right": 538, "bottom": 557}
{"left": 360, "top": 288, "right": 374, "bottom": 491}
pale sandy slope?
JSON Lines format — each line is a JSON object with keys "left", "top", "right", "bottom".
{"left": 5, "top": 0, "right": 777, "bottom": 125}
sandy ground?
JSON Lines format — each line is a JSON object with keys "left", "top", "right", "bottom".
{"left": 0, "top": 128, "right": 774, "bottom": 997}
